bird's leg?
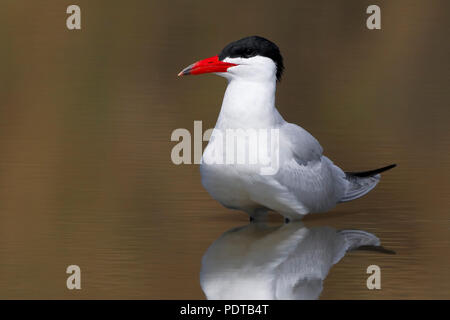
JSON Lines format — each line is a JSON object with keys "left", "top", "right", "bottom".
{"left": 249, "top": 208, "right": 269, "bottom": 223}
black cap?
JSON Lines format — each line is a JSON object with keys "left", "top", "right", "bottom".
{"left": 218, "top": 36, "right": 284, "bottom": 81}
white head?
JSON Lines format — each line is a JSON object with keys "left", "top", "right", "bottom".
{"left": 178, "top": 36, "right": 284, "bottom": 83}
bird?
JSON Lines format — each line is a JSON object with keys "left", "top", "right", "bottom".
{"left": 200, "top": 221, "right": 393, "bottom": 299}
{"left": 178, "top": 35, "right": 396, "bottom": 221}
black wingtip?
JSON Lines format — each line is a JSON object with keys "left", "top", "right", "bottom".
{"left": 347, "top": 164, "right": 397, "bottom": 178}
{"left": 354, "top": 245, "right": 397, "bottom": 255}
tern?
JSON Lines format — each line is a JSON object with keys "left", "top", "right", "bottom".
{"left": 178, "top": 36, "right": 396, "bottom": 221}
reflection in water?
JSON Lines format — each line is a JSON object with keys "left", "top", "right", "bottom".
{"left": 200, "top": 222, "right": 391, "bottom": 300}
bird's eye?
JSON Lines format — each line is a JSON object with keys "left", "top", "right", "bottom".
{"left": 238, "top": 48, "right": 253, "bottom": 58}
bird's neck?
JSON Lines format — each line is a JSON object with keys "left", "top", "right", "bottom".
{"left": 215, "top": 79, "right": 283, "bottom": 129}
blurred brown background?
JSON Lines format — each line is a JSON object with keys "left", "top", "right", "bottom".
{"left": 0, "top": 0, "right": 449, "bottom": 299}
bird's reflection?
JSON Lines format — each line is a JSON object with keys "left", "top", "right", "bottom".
{"left": 200, "top": 222, "right": 393, "bottom": 300}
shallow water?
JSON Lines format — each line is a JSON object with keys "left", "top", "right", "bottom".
{"left": 0, "top": 0, "right": 449, "bottom": 299}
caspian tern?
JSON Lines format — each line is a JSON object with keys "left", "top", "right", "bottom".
{"left": 178, "top": 36, "right": 395, "bottom": 221}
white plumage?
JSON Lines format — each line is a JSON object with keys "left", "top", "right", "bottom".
{"left": 200, "top": 56, "right": 373, "bottom": 220}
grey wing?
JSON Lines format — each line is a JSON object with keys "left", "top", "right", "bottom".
{"left": 275, "top": 123, "right": 348, "bottom": 212}
{"left": 280, "top": 122, "right": 323, "bottom": 165}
